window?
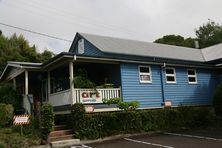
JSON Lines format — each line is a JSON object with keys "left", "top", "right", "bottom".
{"left": 165, "top": 68, "right": 176, "bottom": 83}
{"left": 139, "top": 66, "right": 152, "bottom": 83}
{"left": 187, "top": 69, "right": 197, "bottom": 84}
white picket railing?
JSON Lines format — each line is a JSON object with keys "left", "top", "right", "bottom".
{"left": 74, "top": 88, "right": 121, "bottom": 104}
{"left": 48, "top": 88, "right": 121, "bottom": 106}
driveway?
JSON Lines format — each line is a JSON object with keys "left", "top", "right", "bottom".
{"left": 72, "top": 129, "right": 222, "bottom": 148}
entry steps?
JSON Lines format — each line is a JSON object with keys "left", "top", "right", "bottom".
{"left": 50, "top": 125, "right": 80, "bottom": 147}
{"left": 49, "top": 125, "right": 74, "bottom": 142}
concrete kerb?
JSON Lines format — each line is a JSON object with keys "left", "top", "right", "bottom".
{"left": 31, "top": 144, "right": 51, "bottom": 148}
{"left": 31, "top": 131, "right": 164, "bottom": 148}
{"left": 80, "top": 131, "right": 164, "bottom": 145}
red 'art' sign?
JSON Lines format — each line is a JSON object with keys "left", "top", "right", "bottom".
{"left": 80, "top": 90, "right": 102, "bottom": 104}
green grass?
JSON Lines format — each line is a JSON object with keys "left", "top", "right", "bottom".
{"left": 0, "top": 127, "right": 41, "bottom": 148}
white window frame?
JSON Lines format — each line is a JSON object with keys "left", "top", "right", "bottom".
{"left": 165, "top": 68, "right": 176, "bottom": 84}
{"left": 139, "top": 65, "right": 152, "bottom": 83}
{"left": 187, "top": 69, "right": 197, "bottom": 84}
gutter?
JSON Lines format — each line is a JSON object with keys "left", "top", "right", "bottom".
{"left": 160, "top": 63, "right": 166, "bottom": 104}
{"left": 75, "top": 55, "right": 216, "bottom": 69}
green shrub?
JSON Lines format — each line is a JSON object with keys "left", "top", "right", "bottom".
{"left": 0, "top": 84, "right": 22, "bottom": 111}
{"left": 191, "top": 107, "right": 215, "bottom": 128}
{"left": 71, "top": 103, "right": 86, "bottom": 136}
{"left": 70, "top": 106, "right": 216, "bottom": 140}
{"left": 102, "top": 98, "right": 121, "bottom": 105}
{"left": 41, "top": 103, "right": 54, "bottom": 140}
{"left": 213, "top": 83, "right": 222, "bottom": 117}
{"left": 0, "top": 128, "right": 40, "bottom": 148}
{"left": 117, "top": 101, "right": 139, "bottom": 111}
{"left": 4, "top": 134, "right": 28, "bottom": 148}
{"left": 73, "top": 69, "right": 95, "bottom": 88}
{"left": 103, "top": 98, "right": 139, "bottom": 111}
{"left": 140, "top": 109, "right": 165, "bottom": 131}
{"left": 117, "top": 111, "right": 142, "bottom": 132}
{"left": 0, "top": 143, "right": 5, "bottom": 148}
{"left": 0, "top": 104, "right": 14, "bottom": 128}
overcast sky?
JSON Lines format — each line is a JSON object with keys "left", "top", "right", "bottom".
{"left": 0, "top": 0, "right": 222, "bottom": 53}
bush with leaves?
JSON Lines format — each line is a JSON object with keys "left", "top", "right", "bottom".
{"left": 0, "top": 84, "right": 22, "bottom": 111}
{"left": 103, "top": 98, "right": 139, "bottom": 111}
{"left": 0, "top": 127, "right": 41, "bottom": 148}
{"left": 213, "top": 83, "right": 222, "bottom": 117}
{"left": 73, "top": 69, "right": 95, "bottom": 88}
{"left": 117, "top": 101, "right": 139, "bottom": 111}
{"left": 70, "top": 106, "right": 215, "bottom": 140}
{"left": 41, "top": 103, "right": 54, "bottom": 141}
{"left": 0, "top": 103, "right": 14, "bottom": 128}
{"left": 71, "top": 103, "right": 86, "bottom": 137}
{"left": 102, "top": 98, "right": 121, "bottom": 105}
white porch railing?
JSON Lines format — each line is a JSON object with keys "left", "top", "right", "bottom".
{"left": 48, "top": 88, "right": 121, "bottom": 106}
{"left": 74, "top": 88, "right": 121, "bottom": 104}
{"left": 49, "top": 89, "right": 71, "bottom": 106}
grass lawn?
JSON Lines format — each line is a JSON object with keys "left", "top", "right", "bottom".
{"left": 0, "top": 127, "right": 41, "bottom": 148}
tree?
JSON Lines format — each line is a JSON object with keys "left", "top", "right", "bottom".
{"left": 154, "top": 35, "right": 195, "bottom": 48}
{"left": 0, "top": 83, "right": 21, "bottom": 110}
{"left": 195, "top": 20, "right": 222, "bottom": 48}
{"left": 40, "top": 50, "right": 55, "bottom": 62}
{"left": 0, "top": 32, "right": 54, "bottom": 74}
{"left": 154, "top": 20, "right": 222, "bottom": 49}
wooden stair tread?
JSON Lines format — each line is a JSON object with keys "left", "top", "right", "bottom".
{"left": 50, "top": 134, "right": 74, "bottom": 142}
{"left": 50, "top": 129, "right": 73, "bottom": 137}
{"left": 54, "top": 125, "right": 67, "bottom": 130}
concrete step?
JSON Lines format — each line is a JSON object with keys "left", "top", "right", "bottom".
{"left": 51, "top": 139, "right": 80, "bottom": 148}
{"left": 54, "top": 125, "right": 67, "bottom": 131}
{"left": 50, "top": 129, "right": 73, "bottom": 137}
{"left": 50, "top": 134, "right": 75, "bottom": 142}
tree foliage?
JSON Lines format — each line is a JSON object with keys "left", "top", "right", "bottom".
{"left": 195, "top": 20, "right": 222, "bottom": 48}
{"left": 0, "top": 103, "right": 14, "bottom": 128}
{"left": 0, "top": 32, "right": 54, "bottom": 74}
{"left": 0, "top": 83, "right": 22, "bottom": 111}
{"left": 73, "top": 68, "right": 95, "bottom": 88}
{"left": 154, "top": 35, "right": 195, "bottom": 48}
{"left": 154, "top": 20, "right": 222, "bottom": 49}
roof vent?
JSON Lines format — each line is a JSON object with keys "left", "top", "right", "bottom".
{"left": 78, "top": 39, "right": 85, "bottom": 54}
{"left": 194, "top": 40, "right": 199, "bottom": 49}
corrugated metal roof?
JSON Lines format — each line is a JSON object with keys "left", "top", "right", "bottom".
{"left": 79, "top": 33, "right": 205, "bottom": 62}
{"left": 201, "top": 43, "right": 222, "bottom": 62}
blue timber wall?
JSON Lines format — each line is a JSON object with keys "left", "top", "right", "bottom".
{"left": 120, "top": 63, "right": 163, "bottom": 108}
{"left": 120, "top": 63, "right": 218, "bottom": 108}
{"left": 163, "top": 68, "right": 217, "bottom": 106}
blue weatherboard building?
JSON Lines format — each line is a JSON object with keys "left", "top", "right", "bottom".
{"left": 1, "top": 32, "right": 222, "bottom": 113}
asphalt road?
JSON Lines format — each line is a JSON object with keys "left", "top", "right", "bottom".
{"left": 83, "top": 130, "right": 222, "bottom": 148}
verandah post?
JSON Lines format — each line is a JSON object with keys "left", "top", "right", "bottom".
{"left": 69, "top": 61, "right": 75, "bottom": 104}
{"left": 47, "top": 71, "right": 51, "bottom": 102}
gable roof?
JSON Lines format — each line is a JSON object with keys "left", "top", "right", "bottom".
{"left": 77, "top": 33, "right": 206, "bottom": 62}
{"left": 201, "top": 43, "right": 222, "bottom": 62}
{"left": 0, "top": 61, "right": 42, "bottom": 80}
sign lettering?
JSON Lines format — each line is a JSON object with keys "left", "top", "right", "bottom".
{"left": 80, "top": 90, "right": 102, "bottom": 104}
